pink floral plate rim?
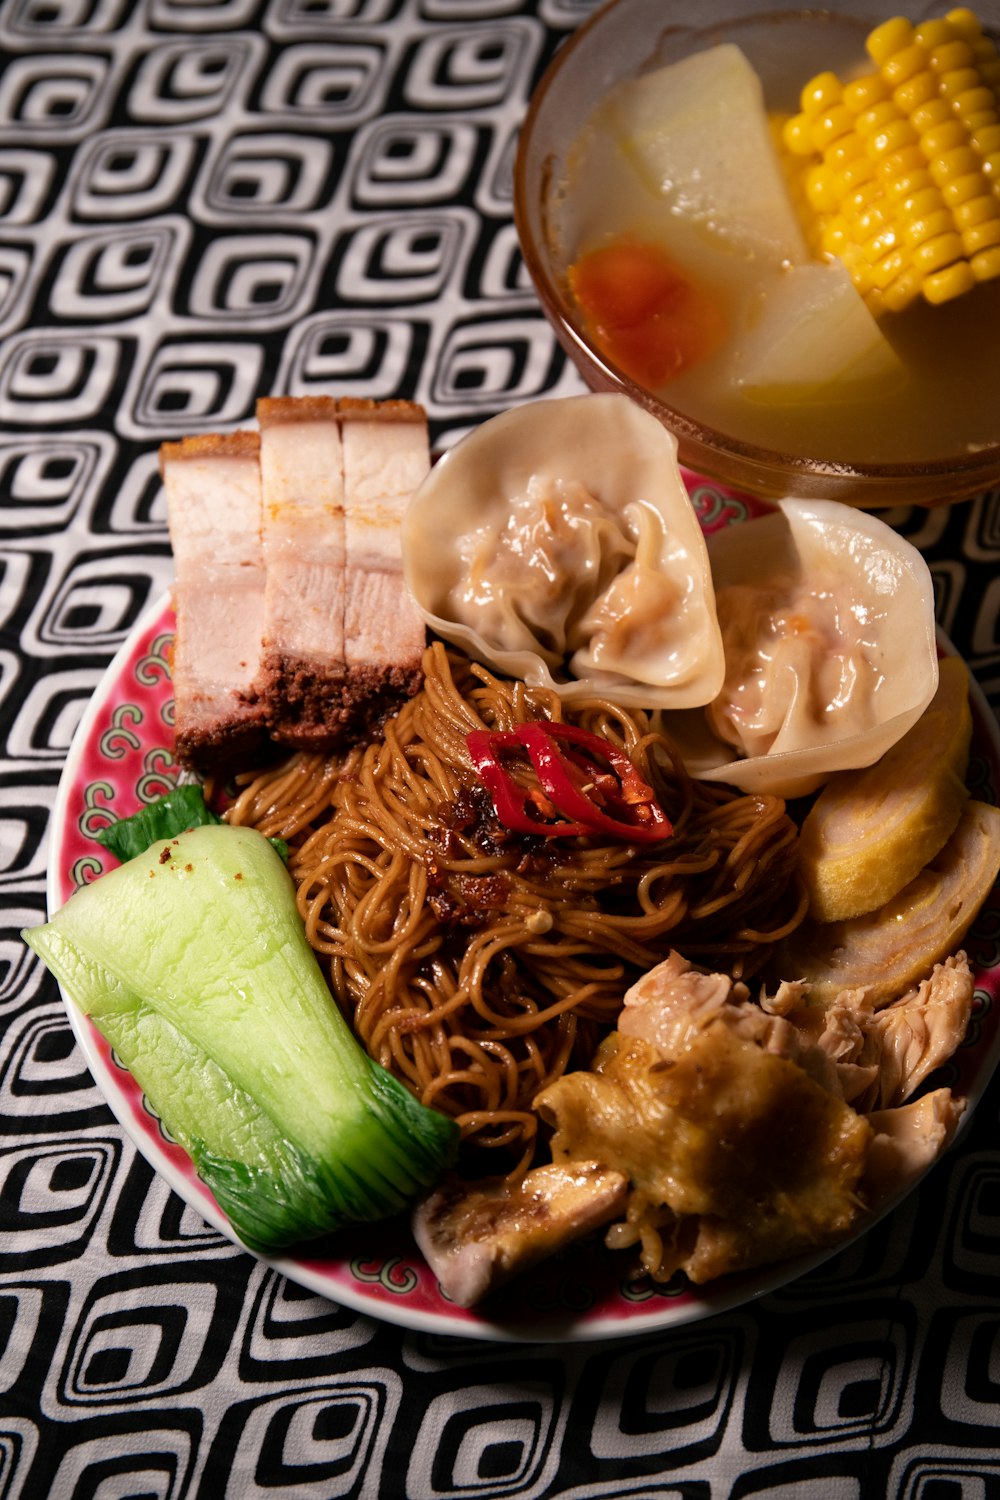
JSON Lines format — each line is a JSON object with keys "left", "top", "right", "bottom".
{"left": 47, "top": 520, "right": 1000, "bottom": 1343}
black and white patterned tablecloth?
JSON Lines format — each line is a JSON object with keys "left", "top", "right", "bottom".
{"left": 4, "top": 1, "right": 1000, "bottom": 1496}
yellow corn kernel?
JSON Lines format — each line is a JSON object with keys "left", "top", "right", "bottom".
{"left": 783, "top": 111, "right": 816, "bottom": 155}
{"left": 881, "top": 261, "right": 926, "bottom": 309}
{"left": 855, "top": 200, "right": 894, "bottom": 238}
{"left": 901, "top": 184, "right": 948, "bottom": 216}
{"left": 801, "top": 71, "right": 843, "bottom": 115}
{"left": 883, "top": 41, "right": 930, "bottom": 87}
{"left": 912, "top": 98, "right": 955, "bottom": 134}
{"left": 938, "top": 64, "right": 985, "bottom": 98}
{"left": 820, "top": 215, "right": 852, "bottom": 256}
{"left": 929, "top": 145, "right": 983, "bottom": 183}
{"left": 954, "top": 192, "right": 999, "bottom": 227}
{"left": 810, "top": 105, "right": 855, "bottom": 152}
{"left": 806, "top": 163, "right": 842, "bottom": 214}
{"left": 905, "top": 208, "right": 957, "bottom": 245}
{"left": 870, "top": 245, "right": 910, "bottom": 289}
{"left": 923, "top": 258, "right": 978, "bottom": 299}
{"left": 868, "top": 17, "right": 916, "bottom": 67}
{"left": 825, "top": 133, "right": 867, "bottom": 168}
{"left": 912, "top": 229, "right": 966, "bottom": 271}
{"left": 838, "top": 155, "right": 878, "bottom": 193}
{"left": 929, "top": 39, "right": 976, "bottom": 71}
{"left": 971, "top": 244, "right": 1000, "bottom": 278}
{"left": 943, "top": 169, "right": 991, "bottom": 204}
{"left": 842, "top": 179, "right": 883, "bottom": 214}
{"left": 864, "top": 225, "right": 904, "bottom": 263}
{"left": 871, "top": 117, "right": 920, "bottom": 156}
{"left": 982, "top": 151, "right": 1000, "bottom": 178}
{"left": 840, "top": 243, "right": 875, "bottom": 294}
{"left": 893, "top": 70, "right": 938, "bottom": 113}
{"left": 962, "top": 216, "right": 1000, "bottom": 253}
{"left": 855, "top": 99, "right": 903, "bottom": 136}
{"left": 946, "top": 9, "right": 985, "bottom": 41}
{"left": 879, "top": 144, "right": 930, "bottom": 180}
{"left": 920, "top": 119, "right": 969, "bottom": 155}
{"left": 881, "top": 164, "right": 941, "bottom": 199}
{"left": 915, "top": 19, "right": 958, "bottom": 49}
{"left": 952, "top": 85, "right": 996, "bottom": 119}
{"left": 843, "top": 73, "right": 891, "bottom": 112}
{"left": 973, "top": 124, "right": 1000, "bottom": 153}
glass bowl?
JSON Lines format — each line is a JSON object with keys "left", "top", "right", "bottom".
{"left": 513, "top": 0, "right": 1000, "bottom": 506}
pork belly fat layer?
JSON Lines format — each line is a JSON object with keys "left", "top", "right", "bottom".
{"left": 258, "top": 399, "right": 346, "bottom": 668}
{"left": 341, "top": 406, "right": 429, "bottom": 672}
{"left": 161, "top": 433, "right": 267, "bottom": 768}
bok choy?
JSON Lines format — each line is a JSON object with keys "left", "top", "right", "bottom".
{"left": 23, "top": 822, "right": 458, "bottom": 1252}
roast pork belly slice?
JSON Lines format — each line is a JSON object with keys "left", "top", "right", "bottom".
{"left": 161, "top": 432, "right": 267, "bottom": 769}
{"left": 256, "top": 396, "right": 349, "bottom": 749}
{"left": 339, "top": 399, "right": 429, "bottom": 735}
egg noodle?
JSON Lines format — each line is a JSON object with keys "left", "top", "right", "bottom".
{"left": 222, "top": 642, "right": 807, "bottom": 1175}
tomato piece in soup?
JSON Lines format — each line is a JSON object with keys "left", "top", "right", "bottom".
{"left": 568, "top": 239, "right": 726, "bottom": 387}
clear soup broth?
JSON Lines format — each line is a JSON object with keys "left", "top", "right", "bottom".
{"left": 548, "top": 8, "right": 1000, "bottom": 470}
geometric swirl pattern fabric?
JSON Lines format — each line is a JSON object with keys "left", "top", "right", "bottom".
{"left": 3, "top": 1, "right": 1000, "bottom": 1496}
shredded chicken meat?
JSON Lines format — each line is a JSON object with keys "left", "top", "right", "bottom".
{"left": 532, "top": 951, "right": 970, "bottom": 1287}
{"left": 411, "top": 1162, "right": 629, "bottom": 1308}
{"left": 415, "top": 949, "right": 971, "bottom": 1303}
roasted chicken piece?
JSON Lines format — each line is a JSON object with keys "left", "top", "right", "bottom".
{"left": 536, "top": 955, "right": 873, "bottom": 1285}
{"left": 764, "top": 953, "right": 975, "bottom": 1112}
{"left": 410, "top": 947, "right": 973, "bottom": 1302}
{"left": 412, "top": 1162, "right": 628, "bottom": 1307}
{"left": 853, "top": 955, "right": 974, "bottom": 1111}
{"left": 535, "top": 950, "right": 971, "bottom": 1289}
{"left": 862, "top": 1089, "right": 966, "bottom": 1204}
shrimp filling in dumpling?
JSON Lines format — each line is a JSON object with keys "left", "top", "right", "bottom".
{"left": 452, "top": 473, "right": 634, "bottom": 662}
{"left": 402, "top": 394, "right": 725, "bottom": 710}
{"left": 453, "top": 475, "right": 698, "bottom": 686}
{"left": 665, "top": 497, "right": 939, "bottom": 798}
{"left": 707, "top": 574, "right": 885, "bottom": 761}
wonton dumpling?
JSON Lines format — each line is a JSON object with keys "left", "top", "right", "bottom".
{"left": 401, "top": 395, "right": 725, "bottom": 709}
{"left": 666, "top": 499, "right": 939, "bottom": 798}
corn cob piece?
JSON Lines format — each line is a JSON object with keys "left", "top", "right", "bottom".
{"left": 780, "top": 7, "right": 1000, "bottom": 313}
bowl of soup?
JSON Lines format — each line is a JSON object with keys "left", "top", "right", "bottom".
{"left": 513, "top": 0, "right": 1000, "bottom": 505}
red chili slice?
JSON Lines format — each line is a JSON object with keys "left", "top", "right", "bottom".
{"left": 465, "top": 722, "right": 672, "bottom": 843}
{"left": 466, "top": 729, "right": 593, "bottom": 837}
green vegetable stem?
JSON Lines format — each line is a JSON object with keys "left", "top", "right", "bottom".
{"left": 23, "top": 823, "right": 458, "bottom": 1252}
